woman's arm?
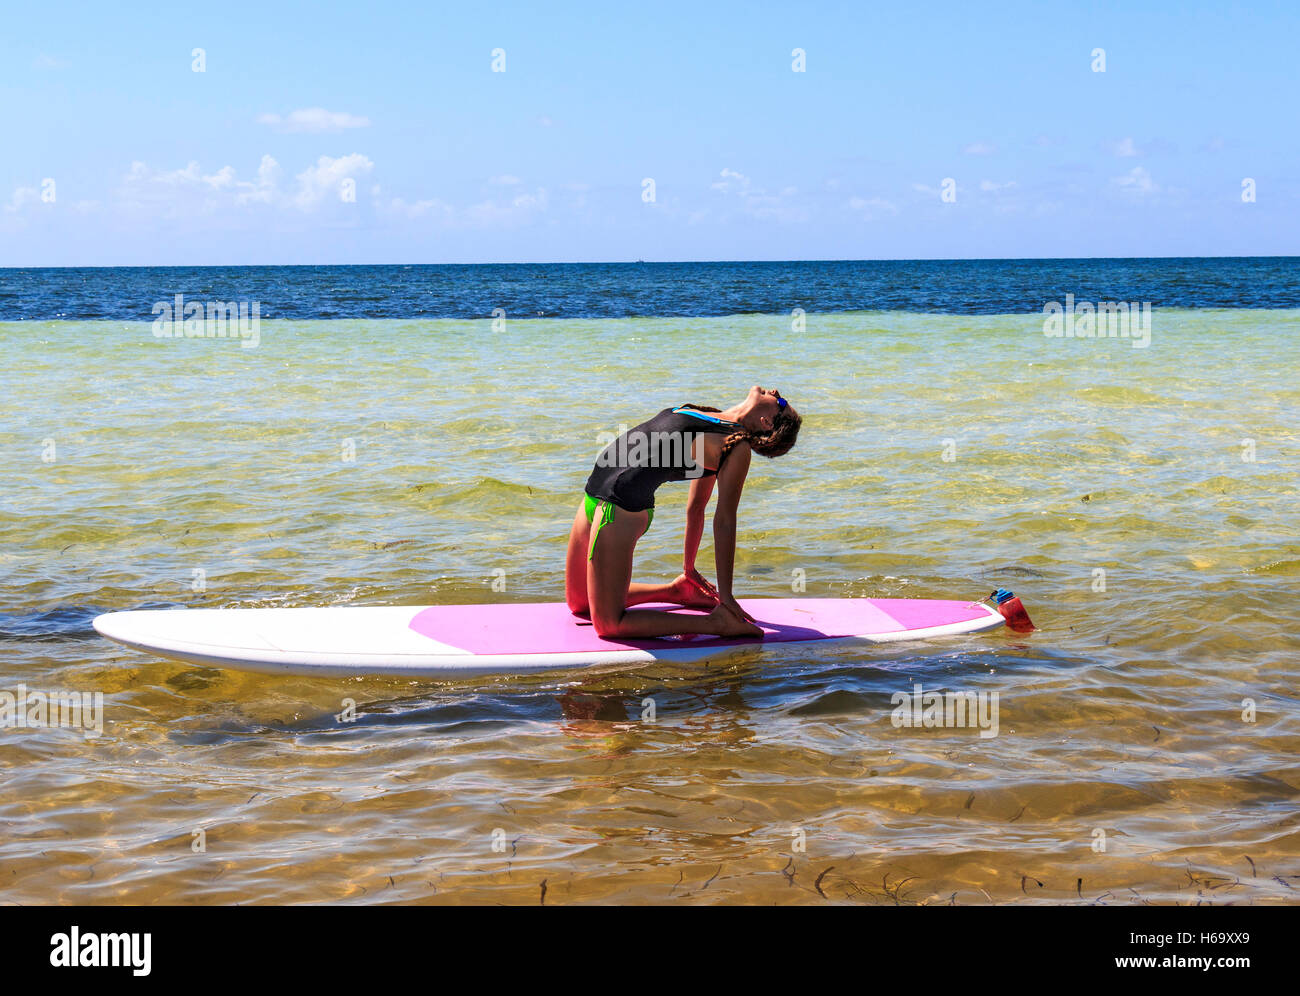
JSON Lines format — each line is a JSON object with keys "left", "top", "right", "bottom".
{"left": 712, "top": 441, "right": 752, "bottom": 606}
{"left": 684, "top": 472, "right": 716, "bottom": 575}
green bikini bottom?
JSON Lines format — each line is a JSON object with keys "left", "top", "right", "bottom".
{"left": 584, "top": 492, "right": 654, "bottom": 560}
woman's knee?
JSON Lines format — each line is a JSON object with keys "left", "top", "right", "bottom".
{"left": 590, "top": 609, "right": 626, "bottom": 639}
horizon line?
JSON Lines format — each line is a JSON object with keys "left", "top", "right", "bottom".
{"left": 3, "top": 253, "right": 1298, "bottom": 271}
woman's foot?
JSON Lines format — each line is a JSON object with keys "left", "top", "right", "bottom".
{"left": 670, "top": 573, "right": 720, "bottom": 609}
{"left": 707, "top": 603, "right": 764, "bottom": 638}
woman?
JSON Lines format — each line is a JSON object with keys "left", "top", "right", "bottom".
{"left": 565, "top": 385, "right": 802, "bottom": 640}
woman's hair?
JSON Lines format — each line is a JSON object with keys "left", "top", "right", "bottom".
{"left": 680, "top": 402, "right": 802, "bottom": 460}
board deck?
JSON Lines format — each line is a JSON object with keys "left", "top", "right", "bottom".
{"left": 93, "top": 597, "right": 1005, "bottom": 678}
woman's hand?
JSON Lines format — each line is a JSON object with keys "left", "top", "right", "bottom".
{"left": 684, "top": 566, "right": 720, "bottom": 602}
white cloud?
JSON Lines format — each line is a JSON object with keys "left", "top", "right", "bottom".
{"left": 962, "top": 141, "right": 997, "bottom": 156}
{"left": 488, "top": 175, "right": 522, "bottom": 186}
{"left": 711, "top": 168, "right": 751, "bottom": 193}
{"left": 114, "top": 154, "right": 370, "bottom": 214}
{"left": 257, "top": 108, "right": 370, "bottom": 133}
{"left": 9, "top": 150, "right": 566, "bottom": 233}
{"left": 32, "top": 53, "right": 69, "bottom": 70}
{"left": 1113, "top": 166, "right": 1158, "bottom": 195}
{"left": 979, "top": 179, "right": 1017, "bottom": 192}
{"left": 538, "top": 115, "right": 555, "bottom": 127}
{"left": 90, "top": 153, "right": 560, "bottom": 229}
{"left": 292, "top": 154, "right": 374, "bottom": 209}
{"left": 241, "top": 155, "right": 281, "bottom": 204}
{"left": 1110, "top": 137, "right": 1140, "bottom": 157}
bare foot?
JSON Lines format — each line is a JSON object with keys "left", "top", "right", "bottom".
{"left": 707, "top": 603, "right": 764, "bottom": 638}
{"left": 671, "top": 573, "right": 720, "bottom": 608}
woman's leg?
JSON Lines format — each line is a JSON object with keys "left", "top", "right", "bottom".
{"left": 564, "top": 502, "right": 593, "bottom": 615}
{"left": 586, "top": 503, "right": 760, "bottom": 639}
{"left": 568, "top": 500, "right": 713, "bottom": 614}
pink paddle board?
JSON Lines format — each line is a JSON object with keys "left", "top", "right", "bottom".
{"left": 94, "top": 597, "right": 1006, "bottom": 678}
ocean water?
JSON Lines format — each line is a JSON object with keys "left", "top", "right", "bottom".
{"left": 1, "top": 260, "right": 1298, "bottom": 905}
{"left": 3, "top": 256, "right": 1299, "bottom": 320}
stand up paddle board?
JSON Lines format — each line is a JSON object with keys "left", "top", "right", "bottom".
{"left": 93, "top": 597, "right": 1007, "bottom": 678}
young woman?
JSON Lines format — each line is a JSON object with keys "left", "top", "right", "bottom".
{"left": 565, "top": 385, "right": 802, "bottom": 640}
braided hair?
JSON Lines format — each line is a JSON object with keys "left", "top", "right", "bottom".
{"left": 679, "top": 403, "right": 802, "bottom": 462}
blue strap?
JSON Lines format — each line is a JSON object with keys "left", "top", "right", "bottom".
{"left": 672, "top": 406, "right": 742, "bottom": 428}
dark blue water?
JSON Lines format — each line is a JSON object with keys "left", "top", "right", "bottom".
{"left": 1, "top": 258, "right": 1297, "bottom": 321}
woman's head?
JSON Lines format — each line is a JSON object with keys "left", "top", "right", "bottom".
{"left": 682, "top": 386, "right": 801, "bottom": 460}
{"left": 739, "top": 385, "right": 801, "bottom": 458}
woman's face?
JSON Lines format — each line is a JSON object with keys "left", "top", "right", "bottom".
{"left": 745, "top": 384, "right": 785, "bottom": 432}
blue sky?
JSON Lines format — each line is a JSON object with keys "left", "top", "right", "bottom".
{"left": 2, "top": 0, "right": 1296, "bottom": 264}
